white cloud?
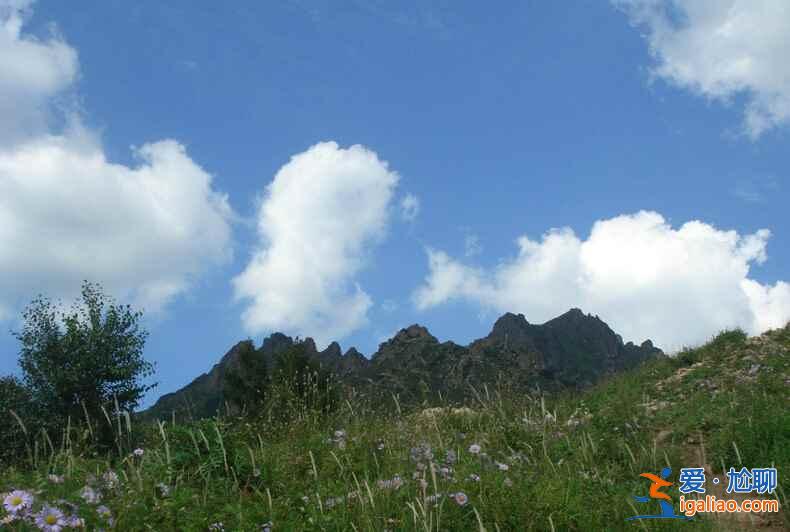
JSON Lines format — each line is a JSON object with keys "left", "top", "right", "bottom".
{"left": 0, "top": 2, "right": 233, "bottom": 316}
{"left": 413, "top": 211, "right": 790, "bottom": 351}
{"left": 615, "top": 0, "right": 790, "bottom": 138}
{"left": 400, "top": 193, "right": 420, "bottom": 221}
{"left": 233, "top": 141, "right": 399, "bottom": 346}
{"left": 0, "top": 0, "right": 78, "bottom": 145}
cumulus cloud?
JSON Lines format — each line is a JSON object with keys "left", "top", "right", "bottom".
{"left": 413, "top": 211, "right": 790, "bottom": 351}
{"left": 0, "top": 0, "right": 78, "bottom": 145}
{"left": 615, "top": 0, "right": 790, "bottom": 138}
{"left": 400, "top": 193, "right": 420, "bottom": 221}
{"left": 233, "top": 141, "right": 399, "bottom": 345}
{"left": 0, "top": 1, "right": 233, "bottom": 315}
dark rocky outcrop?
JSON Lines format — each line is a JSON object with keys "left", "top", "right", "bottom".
{"left": 141, "top": 309, "right": 663, "bottom": 420}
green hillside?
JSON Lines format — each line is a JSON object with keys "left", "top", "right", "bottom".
{"left": 1, "top": 326, "right": 787, "bottom": 531}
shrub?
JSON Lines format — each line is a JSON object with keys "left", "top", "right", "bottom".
{"left": 0, "top": 375, "right": 37, "bottom": 466}
{"left": 13, "top": 281, "right": 156, "bottom": 450}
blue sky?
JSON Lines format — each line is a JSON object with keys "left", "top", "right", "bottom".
{"left": 1, "top": 0, "right": 788, "bottom": 408}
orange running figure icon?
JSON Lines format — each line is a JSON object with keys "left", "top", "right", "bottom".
{"left": 639, "top": 472, "right": 673, "bottom": 501}
{"left": 626, "top": 466, "right": 691, "bottom": 521}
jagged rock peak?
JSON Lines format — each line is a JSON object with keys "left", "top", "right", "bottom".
{"left": 219, "top": 339, "right": 255, "bottom": 365}
{"left": 393, "top": 324, "right": 436, "bottom": 342}
{"left": 303, "top": 337, "right": 318, "bottom": 353}
{"left": 550, "top": 307, "right": 586, "bottom": 321}
{"left": 259, "top": 332, "right": 293, "bottom": 353}
{"left": 490, "top": 312, "right": 529, "bottom": 337}
{"left": 544, "top": 308, "right": 609, "bottom": 330}
{"left": 321, "top": 341, "right": 342, "bottom": 358}
{"left": 343, "top": 347, "right": 364, "bottom": 358}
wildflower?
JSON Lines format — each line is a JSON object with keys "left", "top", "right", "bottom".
{"left": 377, "top": 475, "right": 404, "bottom": 490}
{"left": 410, "top": 443, "right": 433, "bottom": 463}
{"left": 132, "top": 448, "right": 144, "bottom": 457}
{"left": 424, "top": 493, "right": 443, "bottom": 505}
{"left": 324, "top": 496, "right": 344, "bottom": 509}
{"left": 96, "top": 505, "right": 112, "bottom": 518}
{"left": 208, "top": 523, "right": 225, "bottom": 531}
{"left": 80, "top": 486, "right": 101, "bottom": 504}
{"left": 334, "top": 430, "right": 346, "bottom": 440}
{"left": 452, "top": 491, "right": 469, "bottom": 506}
{"left": 2, "top": 514, "right": 18, "bottom": 524}
{"left": 261, "top": 521, "right": 273, "bottom": 532}
{"left": 66, "top": 516, "right": 86, "bottom": 528}
{"left": 496, "top": 462, "right": 510, "bottom": 472}
{"left": 101, "top": 471, "right": 119, "bottom": 489}
{"left": 157, "top": 483, "right": 171, "bottom": 497}
{"left": 4, "top": 489, "right": 34, "bottom": 514}
{"left": 467, "top": 473, "right": 481, "bottom": 482}
{"left": 376, "top": 441, "right": 386, "bottom": 451}
{"left": 468, "top": 444, "right": 481, "bottom": 455}
{"left": 35, "top": 504, "right": 66, "bottom": 531}
{"left": 48, "top": 474, "right": 65, "bottom": 484}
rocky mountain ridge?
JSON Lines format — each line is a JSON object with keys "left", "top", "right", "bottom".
{"left": 142, "top": 308, "right": 663, "bottom": 420}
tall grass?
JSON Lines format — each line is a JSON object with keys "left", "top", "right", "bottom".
{"left": 1, "top": 328, "right": 787, "bottom": 530}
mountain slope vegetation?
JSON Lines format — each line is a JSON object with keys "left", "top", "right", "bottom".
{"left": 1, "top": 323, "right": 787, "bottom": 530}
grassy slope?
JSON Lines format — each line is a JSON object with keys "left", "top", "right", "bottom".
{"left": 1, "top": 327, "right": 787, "bottom": 531}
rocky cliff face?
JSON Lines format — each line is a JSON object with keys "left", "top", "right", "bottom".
{"left": 142, "top": 309, "right": 663, "bottom": 419}
{"left": 468, "top": 309, "right": 662, "bottom": 387}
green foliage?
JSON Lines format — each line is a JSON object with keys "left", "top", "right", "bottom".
{"left": 0, "top": 375, "right": 37, "bottom": 466}
{"left": 2, "top": 325, "right": 787, "bottom": 530}
{"left": 13, "top": 281, "right": 156, "bottom": 447}
{"left": 265, "top": 341, "right": 340, "bottom": 423}
{"left": 676, "top": 328, "right": 748, "bottom": 367}
{"left": 223, "top": 340, "right": 268, "bottom": 413}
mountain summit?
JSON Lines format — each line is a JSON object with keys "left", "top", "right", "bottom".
{"left": 142, "top": 309, "right": 662, "bottom": 420}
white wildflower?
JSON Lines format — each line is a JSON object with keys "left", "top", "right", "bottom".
{"left": 3, "top": 489, "right": 34, "bottom": 514}
{"left": 80, "top": 486, "right": 101, "bottom": 504}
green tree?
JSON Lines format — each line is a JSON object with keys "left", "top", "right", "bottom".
{"left": 13, "top": 282, "right": 156, "bottom": 431}
{"left": 0, "top": 375, "right": 36, "bottom": 466}
{"left": 223, "top": 340, "right": 268, "bottom": 414}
